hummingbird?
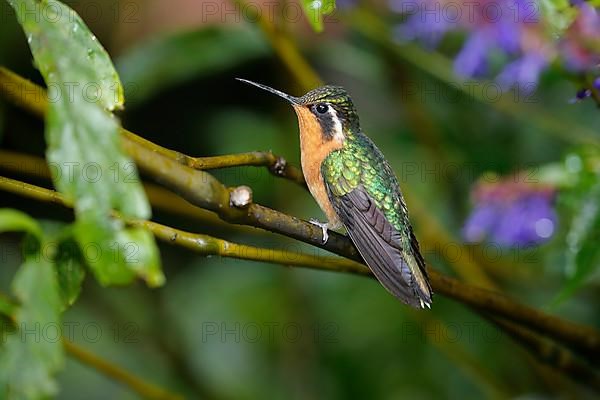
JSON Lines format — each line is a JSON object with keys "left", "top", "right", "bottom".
{"left": 237, "top": 79, "right": 432, "bottom": 309}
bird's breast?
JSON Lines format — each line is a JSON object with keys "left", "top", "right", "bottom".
{"left": 293, "top": 106, "right": 344, "bottom": 227}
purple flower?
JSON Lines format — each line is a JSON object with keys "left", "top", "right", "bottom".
{"left": 497, "top": 52, "right": 547, "bottom": 92}
{"left": 560, "top": 3, "right": 600, "bottom": 72}
{"left": 336, "top": 0, "right": 358, "bottom": 10}
{"left": 392, "top": 0, "right": 551, "bottom": 88}
{"left": 454, "top": 33, "right": 490, "bottom": 77}
{"left": 463, "top": 179, "right": 558, "bottom": 247}
{"left": 391, "top": 0, "right": 456, "bottom": 47}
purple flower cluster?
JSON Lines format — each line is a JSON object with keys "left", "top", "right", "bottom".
{"left": 560, "top": 3, "right": 600, "bottom": 72}
{"left": 462, "top": 179, "right": 557, "bottom": 247}
{"left": 561, "top": 3, "right": 600, "bottom": 100}
{"left": 391, "top": 0, "right": 600, "bottom": 93}
{"left": 391, "top": 0, "right": 549, "bottom": 88}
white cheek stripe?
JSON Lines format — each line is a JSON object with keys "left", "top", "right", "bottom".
{"left": 327, "top": 106, "right": 345, "bottom": 142}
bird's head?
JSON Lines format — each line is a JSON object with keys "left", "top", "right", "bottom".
{"left": 237, "top": 79, "right": 359, "bottom": 145}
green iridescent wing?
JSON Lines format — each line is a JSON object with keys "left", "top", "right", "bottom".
{"left": 322, "top": 134, "right": 432, "bottom": 308}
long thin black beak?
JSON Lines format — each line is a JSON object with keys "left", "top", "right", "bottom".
{"left": 236, "top": 78, "right": 299, "bottom": 104}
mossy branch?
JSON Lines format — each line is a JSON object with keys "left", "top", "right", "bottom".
{"left": 489, "top": 318, "right": 600, "bottom": 391}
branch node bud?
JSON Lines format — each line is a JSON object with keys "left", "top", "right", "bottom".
{"left": 230, "top": 185, "right": 253, "bottom": 208}
{"left": 271, "top": 156, "right": 287, "bottom": 176}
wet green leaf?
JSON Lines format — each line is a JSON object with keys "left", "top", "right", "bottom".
{"left": 54, "top": 238, "right": 85, "bottom": 307}
{"left": 36, "top": 222, "right": 86, "bottom": 308}
{"left": 556, "top": 178, "right": 600, "bottom": 302}
{"left": 0, "top": 208, "right": 43, "bottom": 241}
{"left": 301, "top": 0, "right": 335, "bottom": 32}
{"left": 8, "top": 0, "right": 164, "bottom": 287}
{"left": 116, "top": 26, "right": 269, "bottom": 104}
{"left": 0, "top": 256, "right": 64, "bottom": 399}
{"left": 0, "top": 293, "right": 16, "bottom": 318}
{"left": 7, "top": 0, "right": 123, "bottom": 110}
{"left": 540, "top": 0, "right": 578, "bottom": 33}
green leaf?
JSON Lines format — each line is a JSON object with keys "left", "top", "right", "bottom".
{"left": 301, "top": 0, "right": 335, "bottom": 32}
{"left": 0, "top": 256, "right": 64, "bottom": 399}
{"left": 8, "top": 0, "right": 164, "bottom": 287}
{"left": 540, "top": 0, "right": 578, "bottom": 34}
{"left": 554, "top": 147, "right": 600, "bottom": 302}
{"left": 0, "top": 208, "right": 43, "bottom": 241}
{"left": 555, "top": 179, "right": 600, "bottom": 302}
{"left": 7, "top": 0, "right": 123, "bottom": 110}
{"left": 37, "top": 221, "right": 86, "bottom": 308}
{"left": 0, "top": 293, "right": 15, "bottom": 318}
{"left": 54, "top": 238, "right": 85, "bottom": 307}
{"left": 116, "top": 27, "right": 269, "bottom": 104}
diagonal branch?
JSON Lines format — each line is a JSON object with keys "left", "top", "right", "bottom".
{"left": 0, "top": 176, "right": 369, "bottom": 275}
{"left": 0, "top": 299, "right": 182, "bottom": 399}
{"left": 0, "top": 149, "right": 251, "bottom": 233}
{"left": 120, "top": 129, "right": 307, "bottom": 188}
{"left": 489, "top": 318, "right": 600, "bottom": 391}
{"left": 1, "top": 174, "right": 599, "bottom": 364}
{"left": 64, "top": 341, "right": 184, "bottom": 400}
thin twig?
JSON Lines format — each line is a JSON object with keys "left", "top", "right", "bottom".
{"left": 0, "top": 149, "right": 253, "bottom": 233}
{"left": 121, "top": 130, "right": 307, "bottom": 188}
{"left": 489, "top": 318, "right": 600, "bottom": 391}
{"left": 231, "top": 0, "right": 322, "bottom": 89}
{"left": 0, "top": 295, "right": 183, "bottom": 400}
{"left": 64, "top": 341, "right": 184, "bottom": 400}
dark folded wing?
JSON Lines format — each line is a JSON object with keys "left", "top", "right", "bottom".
{"left": 329, "top": 185, "right": 432, "bottom": 308}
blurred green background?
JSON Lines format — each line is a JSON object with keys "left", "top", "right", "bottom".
{"left": 1, "top": 0, "right": 599, "bottom": 398}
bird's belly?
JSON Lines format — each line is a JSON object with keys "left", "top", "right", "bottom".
{"left": 301, "top": 155, "right": 342, "bottom": 228}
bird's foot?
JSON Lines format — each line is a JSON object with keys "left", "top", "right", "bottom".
{"left": 419, "top": 298, "right": 431, "bottom": 309}
{"left": 309, "top": 219, "right": 329, "bottom": 244}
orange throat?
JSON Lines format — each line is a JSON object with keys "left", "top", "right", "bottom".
{"left": 293, "top": 105, "right": 344, "bottom": 228}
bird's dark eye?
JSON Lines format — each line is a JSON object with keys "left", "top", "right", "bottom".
{"left": 315, "top": 103, "right": 329, "bottom": 114}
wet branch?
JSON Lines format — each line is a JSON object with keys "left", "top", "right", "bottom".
{"left": 0, "top": 176, "right": 369, "bottom": 276}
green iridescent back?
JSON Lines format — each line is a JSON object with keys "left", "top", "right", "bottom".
{"left": 321, "top": 130, "right": 411, "bottom": 241}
